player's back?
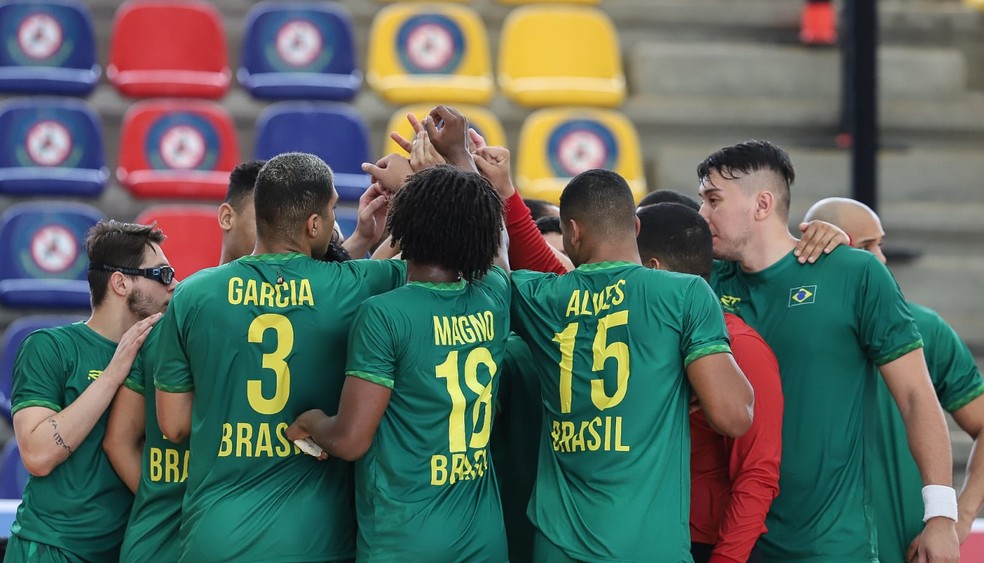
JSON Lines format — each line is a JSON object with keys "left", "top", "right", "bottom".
{"left": 349, "top": 267, "right": 510, "bottom": 562}
{"left": 156, "top": 253, "right": 405, "bottom": 562}
{"left": 510, "top": 262, "right": 730, "bottom": 562}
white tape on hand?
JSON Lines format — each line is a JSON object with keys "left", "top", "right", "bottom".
{"left": 294, "top": 437, "right": 324, "bottom": 458}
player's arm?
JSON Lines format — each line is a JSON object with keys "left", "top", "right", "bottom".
{"left": 103, "top": 385, "right": 145, "bottom": 493}
{"left": 156, "top": 391, "right": 192, "bottom": 444}
{"left": 713, "top": 332, "right": 783, "bottom": 562}
{"left": 473, "top": 146, "right": 569, "bottom": 274}
{"left": 687, "top": 353, "right": 754, "bottom": 438}
{"left": 287, "top": 377, "right": 392, "bottom": 462}
{"left": 880, "top": 348, "right": 960, "bottom": 561}
{"left": 949, "top": 395, "right": 984, "bottom": 543}
{"left": 14, "top": 314, "right": 159, "bottom": 477}
{"left": 793, "top": 220, "right": 850, "bottom": 263}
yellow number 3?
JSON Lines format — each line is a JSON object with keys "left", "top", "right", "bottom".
{"left": 247, "top": 313, "right": 293, "bottom": 415}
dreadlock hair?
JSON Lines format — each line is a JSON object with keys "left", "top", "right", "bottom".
{"left": 387, "top": 165, "right": 504, "bottom": 282}
{"left": 85, "top": 220, "right": 166, "bottom": 307}
{"left": 696, "top": 140, "right": 795, "bottom": 220}
{"left": 225, "top": 160, "right": 266, "bottom": 212}
{"left": 636, "top": 203, "right": 713, "bottom": 281}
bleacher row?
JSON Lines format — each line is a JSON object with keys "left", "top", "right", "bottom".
{"left": 0, "top": 0, "right": 640, "bottom": 500}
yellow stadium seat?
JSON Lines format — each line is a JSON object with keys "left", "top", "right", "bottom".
{"left": 498, "top": 6, "right": 624, "bottom": 108}
{"left": 965, "top": 0, "right": 984, "bottom": 9}
{"left": 383, "top": 104, "right": 507, "bottom": 155}
{"left": 366, "top": 3, "right": 493, "bottom": 104}
{"left": 515, "top": 107, "right": 645, "bottom": 204}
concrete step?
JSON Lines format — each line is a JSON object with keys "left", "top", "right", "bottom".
{"left": 630, "top": 42, "right": 968, "bottom": 101}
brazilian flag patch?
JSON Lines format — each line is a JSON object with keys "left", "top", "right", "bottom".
{"left": 788, "top": 285, "right": 817, "bottom": 307}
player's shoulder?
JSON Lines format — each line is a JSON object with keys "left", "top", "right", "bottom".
{"left": 906, "top": 301, "right": 939, "bottom": 324}
{"left": 817, "top": 245, "right": 884, "bottom": 270}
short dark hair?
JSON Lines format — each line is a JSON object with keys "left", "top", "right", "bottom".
{"left": 86, "top": 220, "right": 166, "bottom": 307}
{"left": 226, "top": 160, "right": 266, "bottom": 212}
{"left": 696, "top": 140, "right": 795, "bottom": 219}
{"left": 638, "top": 189, "right": 700, "bottom": 212}
{"left": 535, "top": 215, "right": 561, "bottom": 235}
{"left": 559, "top": 169, "right": 636, "bottom": 238}
{"left": 254, "top": 153, "right": 334, "bottom": 245}
{"left": 636, "top": 203, "right": 713, "bottom": 281}
{"left": 388, "top": 165, "right": 504, "bottom": 282}
{"left": 525, "top": 198, "right": 558, "bottom": 221}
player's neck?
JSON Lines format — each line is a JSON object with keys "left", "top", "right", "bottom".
{"left": 254, "top": 238, "right": 309, "bottom": 257}
{"left": 738, "top": 225, "right": 798, "bottom": 273}
{"left": 407, "top": 261, "right": 460, "bottom": 284}
{"left": 84, "top": 303, "right": 137, "bottom": 343}
{"left": 574, "top": 240, "right": 642, "bottom": 267}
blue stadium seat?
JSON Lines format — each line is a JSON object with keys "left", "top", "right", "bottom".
{"left": 0, "top": 0, "right": 100, "bottom": 96}
{"left": 0, "top": 98, "right": 108, "bottom": 197}
{"left": 239, "top": 1, "right": 361, "bottom": 101}
{"left": 0, "top": 440, "right": 29, "bottom": 499}
{"left": 334, "top": 207, "right": 358, "bottom": 241}
{"left": 0, "top": 201, "right": 102, "bottom": 309}
{"left": 254, "top": 103, "right": 371, "bottom": 202}
{"left": 0, "top": 315, "right": 84, "bottom": 422}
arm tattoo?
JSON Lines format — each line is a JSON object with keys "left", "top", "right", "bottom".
{"left": 48, "top": 419, "right": 73, "bottom": 455}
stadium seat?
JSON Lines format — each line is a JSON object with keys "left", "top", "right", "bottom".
{"left": 383, "top": 104, "right": 506, "bottom": 155}
{"left": 0, "top": 315, "right": 84, "bottom": 423}
{"left": 334, "top": 207, "right": 358, "bottom": 241}
{"left": 498, "top": 6, "right": 624, "bottom": 107}
{"left": 254, "top": 102, "right": 371, "bottom": 203}
{"left": 135, "top": 205, "right": 222, "bottom": 279}
{"left": 117, "top": 99, "right": 239, "bottom": 200}
{"left": 0, "top": 98, "right": 107, "bottom": 197}
{"left": 0, "top": 440, "right": 28, "bottom": 499}
{"left": 238, "top": 1, "right": 361, "bottom": 101}
{"left": 0, "top": 0, "right": 99, "bottom": 96}
{"left": 366, "top": 3, "right": 493, "bottom": 105}
{"left": 0, "top": 201, "right": 102, "bottom": 309}
{"left": 106, "top": 1, "right": 230, "bottom": 99}
{"left": 514, "top": 107, "right": 645, "bottom": 204}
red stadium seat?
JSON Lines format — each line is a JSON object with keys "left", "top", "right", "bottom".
{"left": 106, "top": 1, "right": 230, "bottom": 99}
{"left": 135, "top": 205, "right": 222, "bottom": 279}
{"left": 117, "top": 100, "right": 239, "bottom": 200}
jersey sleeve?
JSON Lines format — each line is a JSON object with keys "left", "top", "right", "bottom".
{"left": 855, "top": 256, "right": 923, "bottom": 365}
{"left": 154, "top": 292, "right": 194, "bottom": 394}
{"left": 917, "top": 308, "right": 984, "bottom": 412}
{"left": 713, "top": 327, "right": 783, "bottom": 562}
{"left": 347, "top": 259, "right": 408, "bottom": 297}
{"left": 681, "top": 277, "right": 732, "bottom": 366}
{"left": 509, "top": 269, "right": 556, "bottom": 342}
{"left": 11, "top": 330, "right": 66, "bottom": 414}
{"left": 124, "top": 325, "right": 161, "bottom": 396}
{"left": 345, "top": 301, "right": 398, "bottom": 389}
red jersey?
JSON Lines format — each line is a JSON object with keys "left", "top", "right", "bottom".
{"left": 690, "top": 313, "right": 783, "bottom": 563}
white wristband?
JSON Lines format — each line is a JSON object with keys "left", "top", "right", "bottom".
{"left": 922, "top": 485, "right": 958, "bottom": 522}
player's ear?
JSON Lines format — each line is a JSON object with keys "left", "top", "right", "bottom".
{"left": 109, "top": 271, "right": 128, "bottom": 297}
{"left": 755, "top": 190, "right": 774, "bottom": 220}
{"left": 648, "top": 257, "right": 662, "bottom": 270}
{"left": 634, "top": 215, "right": 641, "bottom": 237}
{"left": 217, "top": 203, "right": 234, "bottom": 232}
{"left": 304, "top": 213, "right": 320, "bottom": 239}
{"left": 566, "top": 218, "right": 581, "bottom": 246}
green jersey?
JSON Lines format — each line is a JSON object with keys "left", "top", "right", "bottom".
{"left": 511, "top": 262, "right": 732, "bottom": 562}
{"left": 9, "top": 322, "right": 134, "bottom": 562}
{"left": 154, "top": 254, "right": 406, "bottom": 562}
{"left": 712, "top": 248, "right": 923, "bottom": 562}
{"left": 491, "top": 334, "right": 542, "bottom": 563}
{"left": 345, "top": 267, "right": 510, "bottom": 562}
{"left": 869, "top": 301, "right": 984, "bottom": 563}
{"left": 118, "top": 326, "right": 187, "bottom": 563}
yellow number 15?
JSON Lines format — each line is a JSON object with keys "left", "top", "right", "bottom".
{"left": 552, "top": 310, "right": 630, "bottom": 414}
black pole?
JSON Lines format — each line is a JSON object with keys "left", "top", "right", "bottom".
{"left": 847, "top": 0, "right": 879, "bottom": 211}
